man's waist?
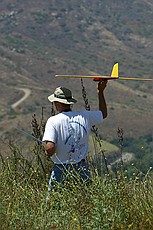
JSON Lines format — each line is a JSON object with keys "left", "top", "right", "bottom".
{"left": 54, "top": 158, "right": 85, "bottom": 165}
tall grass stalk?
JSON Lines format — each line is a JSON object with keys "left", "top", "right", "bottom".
{"left": 81, "top": 79, "right": 109, "bottom": 175}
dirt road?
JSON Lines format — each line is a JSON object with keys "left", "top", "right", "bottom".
{"left": 11, "top": 88, "right": 31, "bottom": 109}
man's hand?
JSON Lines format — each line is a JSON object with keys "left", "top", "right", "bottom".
{"left": 45, "top": 141, "right": 56, "bottom": 157}
{"left": 97, "top": 79, "right": 108, "bottom": 92}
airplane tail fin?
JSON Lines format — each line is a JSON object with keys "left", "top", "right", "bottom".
{"left": 111, "top": 63, "right": 119, "bottom": 78}
{"left": 93, "top": 62, "right": 119, "bottom": 81}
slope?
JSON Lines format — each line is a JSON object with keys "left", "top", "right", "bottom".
{"left": 0, "top": 0, "right": 153, "bottom": 148}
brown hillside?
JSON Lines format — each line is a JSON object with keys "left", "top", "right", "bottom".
{"left": 0, "top": 0, "right": 153, "bottom": 149}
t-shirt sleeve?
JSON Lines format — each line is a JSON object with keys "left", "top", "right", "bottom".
{"left": 88, "top": 110, "right": 103, "bottom": 126}
{"left": 42, "top": 118, "right": 57, "bottom": 143}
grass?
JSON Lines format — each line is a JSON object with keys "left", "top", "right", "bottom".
{"left": 89, "top": 135, "right": 119, "bottom": 153}
{"left": 1, "top": 124, "right": 153, "bottom": 230}
{"left": 0, "top": 82, "right": 153, "bottom": 229}
{"left": 1, "top": 152, "right": 153, "bottom": 229}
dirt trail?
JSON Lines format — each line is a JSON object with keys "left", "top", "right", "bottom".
{"left": 11, "top": 88, "right": 31, "bottom": 109}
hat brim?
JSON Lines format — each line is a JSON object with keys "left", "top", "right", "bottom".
{"left": 48, "top": 94, "right": 77, "bottom": 105}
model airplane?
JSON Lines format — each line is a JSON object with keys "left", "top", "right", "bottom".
{"left": 55, "top": 63, "right": 153, "bottom": 81}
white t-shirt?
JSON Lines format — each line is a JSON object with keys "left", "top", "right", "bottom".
{"left": 42, "top": 110, "right": 103, "bottom": 164}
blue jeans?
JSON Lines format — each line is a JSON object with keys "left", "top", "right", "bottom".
{"left": 48, "top": 160, "right": 91, "bottom": 192}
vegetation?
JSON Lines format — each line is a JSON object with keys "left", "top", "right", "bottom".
{"left": 111, "top": 134, "right": 153, "bottom": 175}
{"left": 1, "top": 138, "right": 153, "bottom": 229}
{"left": 0, "top": 80, "right": 153, "bottom": 230}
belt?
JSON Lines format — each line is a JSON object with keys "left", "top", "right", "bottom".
{"left": 55, "top": 158, "right": 85, "bottom": 166}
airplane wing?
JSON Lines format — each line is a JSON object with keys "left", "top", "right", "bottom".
{"left": 55, "top": 63, "right": 153, "bottom": 81}
{"left": 55, "top": 63, "right": 119, "bottom": 80}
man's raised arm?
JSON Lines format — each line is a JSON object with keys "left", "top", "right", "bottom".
{"left": 97, "top": 80, "right": 108, "bottom": 119}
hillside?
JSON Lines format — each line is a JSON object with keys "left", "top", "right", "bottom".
{"left": 0, "top": 0, "right": 153, "bottom": 151}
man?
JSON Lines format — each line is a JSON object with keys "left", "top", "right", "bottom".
{"left": 42, "top": 80, "right": 107, "bottom": 191}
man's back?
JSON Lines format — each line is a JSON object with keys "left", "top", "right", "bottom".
{"left": 43, "top": 110, "right": 102, "bottom": 164}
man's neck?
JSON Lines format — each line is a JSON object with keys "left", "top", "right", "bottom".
{"left": 60, "top": 108, "right": 71, "bottom": 113}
